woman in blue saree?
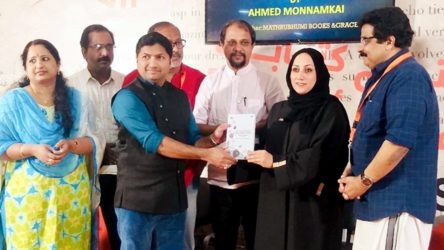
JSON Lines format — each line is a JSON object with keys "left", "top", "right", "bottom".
{"left": 0, "top": 39, "right": 103, "bottom": 249}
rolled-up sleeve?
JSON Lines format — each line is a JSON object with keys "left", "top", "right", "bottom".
{"left": 385, "top": 71, "right": 428, "bottom": 149}
{"left": 187, "top": 111, "right": 201, "bottom": 145}
{"left": 193, "top": 76, "right": 211, "bottom": 124}
{"left": 112, "top": 89, "right": 165, "bottom": 153}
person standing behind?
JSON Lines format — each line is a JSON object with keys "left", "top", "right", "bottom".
{"left": 193, "top": 19, "right": 285, "bottom": 250}
{"left": 247, "top": 48, "right": 350, "bottom": 250}
{"left": 121, "top": 21, "right": 205, "bottom": 250}
{"left": 68, "top": 24, "right": 124, "bottom": 250}
{"left": 338, "top": 7, "right": 439, "bottom": 250}
{"left": 111, "top": 32, "right": 236, "bottom": 250}
{"left": 122, "top": 21, "right": 205, "bottom": 107}
{"left": 0, "top": 39, "right": 103, "bottom": 250}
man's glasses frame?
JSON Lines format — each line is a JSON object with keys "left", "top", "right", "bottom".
{"left": 88, "top": 43, "right": 115, "bottom": 51}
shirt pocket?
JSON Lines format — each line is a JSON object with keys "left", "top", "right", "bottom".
{"left": 358, "top": 99, "right": 386, "bottom": 135}
{"left": 239, "top": 98, "right": 264, "bottom": 114}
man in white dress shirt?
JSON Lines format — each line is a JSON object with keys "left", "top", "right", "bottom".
{"left": 193, "top": 19, "right": 284, "bottom": 250}
{"left": 67, "top": 24, "right": 124, "bottom": 250}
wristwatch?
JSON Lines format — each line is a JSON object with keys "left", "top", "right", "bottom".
{"left": 360, "top": 173, "right": 374, "bottom": 187}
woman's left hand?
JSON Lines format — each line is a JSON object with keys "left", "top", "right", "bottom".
{"left": 52, "top": 139, "right": 73, "bottom": 160}
{"left": 246, "top": 150, "right": 273, "bottom": 168}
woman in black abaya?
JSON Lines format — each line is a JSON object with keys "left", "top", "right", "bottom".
{"left": 247, "top": 48, "right": 350, "bottom": 250}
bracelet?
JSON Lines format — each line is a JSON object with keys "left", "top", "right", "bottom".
{"left": 19, "top": 144, "right": 25, "bottom": 158}
{"left": 272, "top": 160, "right": 286, "bottom": 168}
{"left": 209, "top": 134, "right": 218, "bottom": 146}
{"left": 72, "top": 139, "right": 79, "bottom": 151}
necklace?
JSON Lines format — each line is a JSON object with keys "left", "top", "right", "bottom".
{"left": 28, "top": 85, "right": 55, "bottom": 106}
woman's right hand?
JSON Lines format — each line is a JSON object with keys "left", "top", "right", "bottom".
{"left": 246, "top": 150, "right": 273, "bottom": 168}
{"left": 31, "top": 144, "right": 62, "bottom": 166}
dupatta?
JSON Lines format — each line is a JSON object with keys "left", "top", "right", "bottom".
{"left": 0, "top": 87, "right": 105, "bottom": 249}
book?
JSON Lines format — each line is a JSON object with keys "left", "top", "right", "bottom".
{"left": 226, "top": 113, "right": 256, "bottom": 160}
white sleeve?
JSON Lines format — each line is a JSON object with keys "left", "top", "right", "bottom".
{"left": 193, "top": 76, "right": 212, "bottom": 124}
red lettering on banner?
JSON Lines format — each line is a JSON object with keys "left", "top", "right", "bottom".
{"left": 433, "top": 59, "right": 444, "bottom": 87}
{"left": 252, "top": 46, "right": 282, "bottom": 63}
{"left": 251, "top": 45, "right": 292, "bottom": 72}
{"left": 439, "top": 132, "right": 444, "bottom": 151}
{"left": 335, "top": 89, "right": 344, "bottom": 99}
{"left": 319, "top": 44, "right": 348, "bottom": 72}
{"left": 354, "top": 70, "right": 370, "bottom": 92}
{"left": 317, "top": 44, "right": 348, "bottom": 72}
{"left": 282, "top": 45, "right": 293, "bottom": 64}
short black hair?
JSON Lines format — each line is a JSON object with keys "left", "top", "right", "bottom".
{"left": 135, "top": 32, "right": 173, "bottom": 58}
{"left": 219, "top": 19, "right": 256, "bottom": 44}
{"left": 80, "top": 24, "right": 115, "bottom": 49}
{"left": 359, "top": 7, "right": 414, "bottom": 48}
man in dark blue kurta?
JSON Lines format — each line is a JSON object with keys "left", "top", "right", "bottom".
{"left": 338, "top": 7, "right": 439, "bottom": 250}
{"left": 111, "top": 32, "right": 236, "bottom": 250}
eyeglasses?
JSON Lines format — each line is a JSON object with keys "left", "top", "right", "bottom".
{"left": 360, "top": 36, "right": 376, "bottom": 45}
{"left": 172, "top": 39, "right": 186, "bottom": 49}
{"left": 88, "top": 44, "right": 115, "bottom": 51}
{"left": 225, "top": 40, "right": 252, "bottom": 47}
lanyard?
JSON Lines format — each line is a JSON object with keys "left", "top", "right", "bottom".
{"left": 349, "top": 52, "right": 412, "bottom": 143}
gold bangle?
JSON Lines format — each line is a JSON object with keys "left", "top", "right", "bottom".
{"left": 19, "top": 144, "right": 25, "bottom": 158}
{"left": 71, "top": 139, "right": 79, "bottom": 151}
{"left": 209, "top": 134, "right": 218, "bottom": 146}
{"left": 272, "top": 160, "right": 286, "bottom": 168}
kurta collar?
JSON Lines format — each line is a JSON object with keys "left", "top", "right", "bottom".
{"left": 85, "top": 68, "right": 115, "bottom": 86}
{"left": 223, "top": 62, "right": 254, "bottom": 77}
{"left": 137, "top": 77, "right": 170, "bottom": 89}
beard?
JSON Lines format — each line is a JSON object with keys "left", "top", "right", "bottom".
{"left": 228, "top": 52, "right": 246, "bottom": 69}
{"left": 171, "top": 52, "right": 182, "bottom": 68}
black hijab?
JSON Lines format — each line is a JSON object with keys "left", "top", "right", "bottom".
{"left": 285, "top": 48, "right": 330, "bottom": 122}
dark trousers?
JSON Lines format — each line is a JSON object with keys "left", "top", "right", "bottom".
{"left": 99, "top": 174, "right": 120, "bottom": 250}
{"left": 210, "top": 184, "right": 259, "bottom": 250}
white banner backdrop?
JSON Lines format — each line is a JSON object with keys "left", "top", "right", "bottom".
{"left": 0, "top": 0, "right": 443, "bottom": 215}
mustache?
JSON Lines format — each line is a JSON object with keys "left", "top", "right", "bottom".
{"left": 98, "top": 56, "right": 111, "bottom": 62}
{"left": 358, "top": 51, "right": 367, "bottom": 58}
{"left": 230, "top": 51, "right": 245, "bottom": 57}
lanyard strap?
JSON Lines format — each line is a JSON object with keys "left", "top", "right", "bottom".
{"left": 349, "top": 52, "right": 412, "bottom": 142}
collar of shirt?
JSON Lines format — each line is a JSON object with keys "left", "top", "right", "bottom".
{"left": 85, "top": 69, "right": 117, "bottom": 86}
{"left": 366, "top": 48, "right": 409, "bottom": 89}
{"left": 137, "top": 76, "right": 173, "bottom": 89}
{"left": 223, "top": 62, "right": 254, "bottom": 77}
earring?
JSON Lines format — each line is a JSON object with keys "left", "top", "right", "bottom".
{"left": 57, "top": 71, "right": 61, "bottom": 76}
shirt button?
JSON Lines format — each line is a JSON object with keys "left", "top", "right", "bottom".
{"left": 152, "top": 92, "right": 156, "bottom": 96}
{"left": 165, "top": 118, "right": 169, "bottom": 122}
{"left": 172, "top": 131, "right": 176, "bottom": 135}
{"left": 177, "top": 170, "right": 181, "bottom": 174}
{"left": 159, "top": 104, "right": 163, "bottom": 108}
